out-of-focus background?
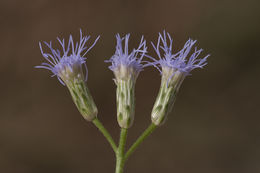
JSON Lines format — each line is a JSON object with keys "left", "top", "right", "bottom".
{"left": 1, "top": 0, "right": 259, "bottom": 172}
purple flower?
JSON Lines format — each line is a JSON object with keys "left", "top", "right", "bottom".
{"left": 105, "top": 34, "right": 147, "bottom": 80}
{"left": 36, "top": 30, "right": 100, "bottom": 85}
{"left": 105, "top": 34, "right": 147, "bottom": 128}
{"left": 148, "top": 31, "right": 209, "bottom": 76}
{"left": 149, "top": 31, "right": 210, "bottom": 126}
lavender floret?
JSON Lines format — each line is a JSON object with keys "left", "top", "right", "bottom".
{"left": 36, "top": 30, "right": 100, "bottom": 85}
{"left": 105, "top": 34, "right": 147, "bottom": 78}
{"left": 149, "top": 30, "right": 209, "bottom": 75}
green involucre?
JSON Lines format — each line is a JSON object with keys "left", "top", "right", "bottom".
{"left": 151, "top": 68, "right": 185, "bottom": 125}
{"left": 116, "top": 79, "right": 135, "bottom": 128}
{"left": 67, "top": 80, "right": 98, "bottom": 121}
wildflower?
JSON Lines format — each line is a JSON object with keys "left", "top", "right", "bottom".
{"left": 36, "top": 30, "right": 100, "bottom": 121}
{"left": 106, "top": 34, "right": 147, "bottom": 128}
{"left": 149, "top": 31, "right": 209, "bottom": 126}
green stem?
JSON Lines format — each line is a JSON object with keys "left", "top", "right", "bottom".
{"left": 125, "top": 123, "right": 157, "bottom": 161}
{"left": 115, "top": 128, "right": 128, "bottom": 173}
{"left": 92, "top": 118, "right": 117, "bottom": 153}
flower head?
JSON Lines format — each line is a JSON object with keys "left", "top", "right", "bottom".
{"left": 149, "top": 31, "right": 209, "bottom": 76}
{"left": 105, "top": 34, "right": 147, "bottom": 81}
{"left": 106, "top": 34, "right": 147, "bottom": 128}
{"left": 36, "top": 30, "right": 100, "bottom": 85}
{"left": 149, "top": 31, "right": 210, "bottom": 126}
{"left": 36, "top": 30, "right": 99, "bottom": 121}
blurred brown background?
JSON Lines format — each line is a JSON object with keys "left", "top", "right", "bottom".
{"left": 0, "top": 0, "right": 259, "bottom": 172}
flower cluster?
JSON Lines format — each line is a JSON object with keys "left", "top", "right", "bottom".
{"left": 36, "top": 29, "right": 209, "bottom": 126}
{"left": 36, "top": 29, "right": 210, "bottom": 172}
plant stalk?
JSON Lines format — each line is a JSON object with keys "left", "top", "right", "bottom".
{"left": 125, "top": 123, "right": 157, "bottom": 160}
{"left": 92, "top": 118, "right": 117, "bottom": 153}
{"left": 115, "top": 128, "right": 128, "bottom": 173}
